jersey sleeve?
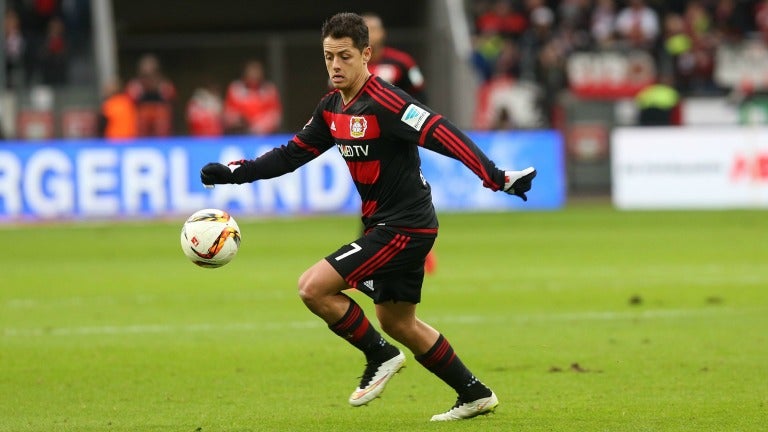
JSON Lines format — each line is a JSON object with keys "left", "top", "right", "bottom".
{"left": 392, "top": 101, "right": 506, "bottom": 191}
{"left": 231, "top": 98, "right": 335, "bottom": 184}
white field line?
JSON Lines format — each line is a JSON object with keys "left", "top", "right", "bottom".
{"left": 1, "top": 307, "right": 741, "bottom": 338}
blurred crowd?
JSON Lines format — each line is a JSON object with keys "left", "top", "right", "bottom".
{"left": 97, "top": 55, "right": 283, "bottom": 140}
{"left": 469, "top": 0, "right": 764, "bottom": 128}
{"left": 5, "top": 0, "right": 768, "bottom": 139}
{"left": 4, "top": 0, "right": 284, "bottom": 141}
{"left": 4, "top": 0, "right": 91, "bottom": 89}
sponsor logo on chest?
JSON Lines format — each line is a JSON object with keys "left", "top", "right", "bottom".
{"left": 337, "top": 144, "right": 369, "bottom": 158}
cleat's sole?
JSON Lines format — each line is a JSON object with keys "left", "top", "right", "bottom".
{"left": 429, "top": 392, "right": 499, "bottom": 421}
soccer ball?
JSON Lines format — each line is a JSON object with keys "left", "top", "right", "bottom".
{"left": 180, "top": 208, "right": 241, "bottom": 268}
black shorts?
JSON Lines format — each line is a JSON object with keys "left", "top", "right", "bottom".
{"left": 325, "top": 225, "right": 437, "bottom": 304}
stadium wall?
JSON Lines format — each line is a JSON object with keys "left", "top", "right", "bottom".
{"left": 0, "top": 131, "right": 565, "bottom": 222}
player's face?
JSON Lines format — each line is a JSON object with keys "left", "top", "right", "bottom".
{"left": 323, "top": 36, "right": 371, "bottom": 93}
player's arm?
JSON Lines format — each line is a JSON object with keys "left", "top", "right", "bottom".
{"left": 201, "top": 104, "right": 333, "bottom": 185}
{"left": 394, "top": 102, "right": 536, "bottom": 200}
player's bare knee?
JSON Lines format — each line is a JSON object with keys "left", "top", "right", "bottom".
{"left": 297, "top": 269, "right": 319, "bottom": 305}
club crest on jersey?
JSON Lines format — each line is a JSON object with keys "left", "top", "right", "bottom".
{"left": 349, "top": 116, "right": 368, "bottom": 139}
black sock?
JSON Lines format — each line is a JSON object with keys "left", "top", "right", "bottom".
{"left": 329, "top": 297, "right": 396, "bottom": 362}
{"left": 416, "top": 334, "right": 491, "bottom": 399}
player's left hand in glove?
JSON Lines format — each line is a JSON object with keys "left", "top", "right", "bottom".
{"left": 200, "top": 162, "right": 234, "bottom": 185}
{"left": 503, "top": 167, "right": 536, "bottom": 201}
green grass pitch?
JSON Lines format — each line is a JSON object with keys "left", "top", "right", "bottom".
{"left": 1, "top": 205, "right": 767, "bottom": 431}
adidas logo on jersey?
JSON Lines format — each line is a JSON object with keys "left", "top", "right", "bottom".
{"left": 361, "top": 280, "right": 374, "bottom": 291}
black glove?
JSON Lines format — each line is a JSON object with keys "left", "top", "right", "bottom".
{"left": 200, "top": 162, "right": 234, "bottom": 185}
{"left": 502, "top": 167, "right": 536, "bottom": 201}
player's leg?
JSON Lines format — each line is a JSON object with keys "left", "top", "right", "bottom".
{"left": 376, "top": 301, "right": 498, "bottom": 421}
{"left": 298, "top": 258, "right": 401, "bottom": 361}
{"left": 297, "top": 259, "right": 351, "bottom": 323}
{"left": 300, "top": 237, "right": 404, "bottom": 407}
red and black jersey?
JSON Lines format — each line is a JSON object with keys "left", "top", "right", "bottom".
{"left": 231, "top": 75, "right": 506, "bottom": 230}
{"left": 369, "top": 46, "right": 426, "bottom": 103}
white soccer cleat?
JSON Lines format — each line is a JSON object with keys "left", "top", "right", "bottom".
{"left": 430, "top": 391, "right": 499, "bottom": 421}
{"left": 349, "top": 351, "right": 406, "bottom": 407}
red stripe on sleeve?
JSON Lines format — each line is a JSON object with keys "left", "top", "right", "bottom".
{"left": 370, "top": 79, "right": 406, "bottom": 108}
{"left": 434, "top": 126, "right": 485, "bottom": 178}
{"left": 366, "top": 89, "right": 400, "bottom": 114}
{"left": 444, "top": 131, "right": 495, "bottom": 188}
{"left": 434, "top": 125, "right": 501, "bottom": 190}
{"left": 292, "top": 136, "right": 321, "bottom": 156}
{"left": 418, "top": 114, "right": 442, "bottom": 146}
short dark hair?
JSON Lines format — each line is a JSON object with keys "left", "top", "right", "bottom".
{"left": 321, "top": 12, "right": 369, "bottom": 52}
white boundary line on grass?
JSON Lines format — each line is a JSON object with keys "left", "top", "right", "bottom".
{"left": 1, "top": 307, "right": 743, "bottom": 338}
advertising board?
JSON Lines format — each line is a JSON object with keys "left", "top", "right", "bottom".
{"left": 612, "top": 127, "right": 768, "bottom": 209}
{"left": 0, "top": 131, "right": 565, "bottom": 221}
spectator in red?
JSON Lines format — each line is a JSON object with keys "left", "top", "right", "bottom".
{"left": 186, "top": 83, "right": 224, "bottom": 137}
{"left": 363, "top": 13, "right": 427, "bottom": 103}
{"left": 223, "top": 60, "right": 282, "bottom": 135}
{"left": 615, "top": 0, "right": 660, "bottom": 49}
{"left": 475, "top": 0, "right": 528, "bottom": 40}
{"left": 38, "top": 16, "right": 68, "bottom": 86}
{"left": 126, "top": 54, "right": 176, "bottom": 136}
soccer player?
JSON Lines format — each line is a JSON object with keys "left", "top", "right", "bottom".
{"left": 363, "top": 13, "right": 427, "bottom": 103}
{"left": 200, "top": 12, "right": 536, "bottom": 422}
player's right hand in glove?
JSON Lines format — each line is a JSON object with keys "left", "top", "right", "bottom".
{"left": 503, "top": 167, "right": 536, "bottom": 201}
{"left": 200, "top": 162, "right": 234, "bottom": 185}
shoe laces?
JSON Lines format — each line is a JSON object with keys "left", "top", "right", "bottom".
{"left": 452, "top": 388, "right": 492, "bottom": 409}
{"left": 358, "top": 361, "right": 380, "bottom": 388}
{"left": 451, "top": 395, "right": 471, "bottom": 410}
